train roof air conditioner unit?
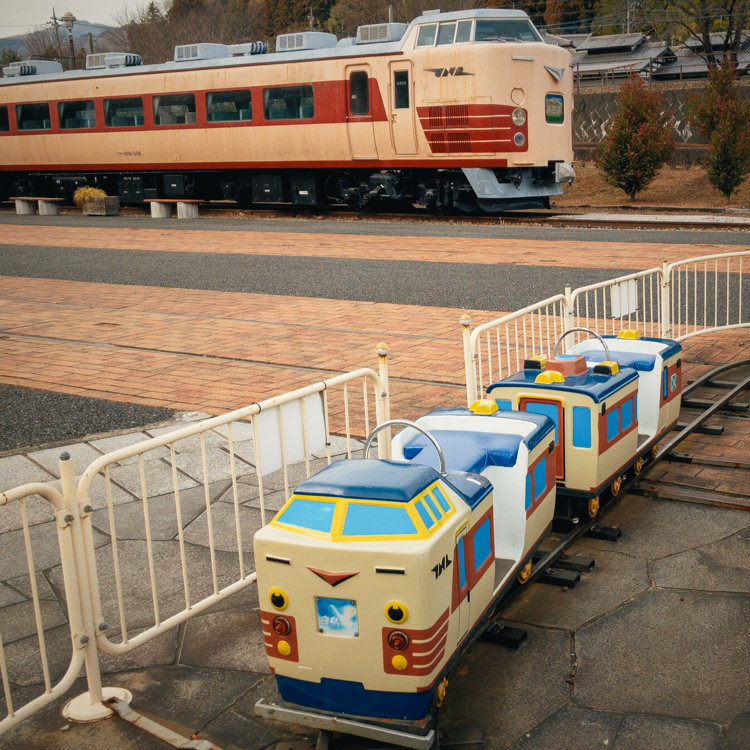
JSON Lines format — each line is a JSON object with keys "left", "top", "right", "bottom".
{"left": 3, "top": 60, "right": 64, "bottom": 77}
{"left": 275, "top": 32, "right": 337, "bottom": 52}
{"left": 174, "top": 43, "right": 229, "bottom": 62}
{"left": 356, "top": 23, "right": 407, "bottom": 44}
{"left": 86, "top": 52, "right": 143, "bottom": 70}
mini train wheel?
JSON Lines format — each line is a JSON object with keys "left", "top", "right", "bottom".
{"left": 610, "top": 476, "right": 623, "bottom": 497}
{"left": 633, "top": 456, "right": 645, "bottom": 475}
{"left": 435, "top": 677, "right": 449, "bottom": 708}
{"left": 650, "top": 443, "right": 660, "bottom": 459}
{"left": 518, "top": 559, "right": 532, "bottom": 585}
{"left": 588, "top": 495, "right": 600, "bottom": 518}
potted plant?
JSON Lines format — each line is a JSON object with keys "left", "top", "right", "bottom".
{"left": 73, "top": 186, "right": 120, "bottom": 216}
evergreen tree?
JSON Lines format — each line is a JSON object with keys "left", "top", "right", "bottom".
{"left": 597, "top": 75, "right": 674, "bottom": 199}
{"left": 690, "top": 62, "right": 750, "bottom": 199}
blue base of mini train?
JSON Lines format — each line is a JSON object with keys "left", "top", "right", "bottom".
{"left": 275, "top": 674, "right": 433, "bottom": 721}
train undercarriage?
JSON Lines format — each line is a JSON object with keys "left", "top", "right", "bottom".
{"left": 2, "top": 163, "right": 569, "bottom": 213}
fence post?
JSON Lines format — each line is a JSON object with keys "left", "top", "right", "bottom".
{"left": 461, "top": 314, "right": 477, "bottom": 406}
{"left": 660, "top": 259, "right": 672, "bottom": 338}
{"left": 376, "top": 342, "right": 391, "bottom": 459}
{"left": 563, "top": 285, "right": 575, "bottom": 338}
{"left": 60, "top": 453, "right": 132, "bottom": 722}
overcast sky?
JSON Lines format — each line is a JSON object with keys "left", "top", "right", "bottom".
{"left": 0, "top": 1, "right": 147, "bottom": 39}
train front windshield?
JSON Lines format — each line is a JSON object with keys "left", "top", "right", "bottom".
{"left": 475, "top": 19, "right": 542, "bottom": 43}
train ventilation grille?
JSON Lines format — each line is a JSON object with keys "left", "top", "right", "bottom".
{"left": 430, "top": 132, "right": 471, "bottom": 153}
{"left": 428, "top": 105, "right": 469, "bottom": 129}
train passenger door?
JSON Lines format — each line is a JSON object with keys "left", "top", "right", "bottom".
{"left": 388, "top": 61, "right": 418, "bottom": 155}
{"left": 345, "top": 66, "right": 378, "bottom": 159}
{"left": 520, "top": 398, "right": 565, "bottom": 480}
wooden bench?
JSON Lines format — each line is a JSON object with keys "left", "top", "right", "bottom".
{"left": 11, "top": 197, "right": 64, "bottom": 216}
{"left": 144, "top": 199, "right": 201, "bottom": 219}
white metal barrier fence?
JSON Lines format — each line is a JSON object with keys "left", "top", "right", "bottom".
{"left": 0, "top": 349, "right": 390, "bottom": 734}
{"left": 463, "top": 250, "right": 749, "bottom": 403}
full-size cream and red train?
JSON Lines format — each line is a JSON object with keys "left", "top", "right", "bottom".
{"left": 0, "top": 9, "right": 575, "bottom": 211}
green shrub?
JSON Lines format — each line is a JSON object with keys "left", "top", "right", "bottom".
{"left": 597, "top": 75, "right": 674, "bottom": 200}
{"left": 690, "top": 62, "right": 750, "bottom": 200}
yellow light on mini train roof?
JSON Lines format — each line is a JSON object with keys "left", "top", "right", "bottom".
{"left": 618, "top": 329, "right": 641, "bottom": 339}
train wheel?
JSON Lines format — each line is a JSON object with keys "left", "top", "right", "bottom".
{"left": 650, "top": 443, "right": 660, "bottom": 460}
{"left": 610, "top": 476, "right": 623, "bottom": 497}
{"left": 518, "top": 560, "right": 532, "bottom": 585}
{"left": 588, "top": 496, "right": 600, "bottom": 518}
{"left": 633, "top": 456, "right": 645, "bottom": 475}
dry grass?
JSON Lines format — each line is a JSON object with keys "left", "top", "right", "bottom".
{"left": 552, "top": 163, "right": 750, "bottom": 209}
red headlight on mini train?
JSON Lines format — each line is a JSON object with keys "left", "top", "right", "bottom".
{"left": 273, "top": 616, "right": 292, "bottom": 636}
{"left": 387, "top": 630, "right": 410, "bottom": 651}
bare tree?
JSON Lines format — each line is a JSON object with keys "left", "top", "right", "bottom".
{"left": 667, "top": 0, "right": 750, "bottom": 68}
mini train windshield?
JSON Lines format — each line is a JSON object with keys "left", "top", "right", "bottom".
{"left": 475, "top": 19, "right": 542, "bottom": 43}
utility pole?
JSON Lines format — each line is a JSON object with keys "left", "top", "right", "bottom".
{"left": 50, "top": 9, "right": 64, "bottom": 62}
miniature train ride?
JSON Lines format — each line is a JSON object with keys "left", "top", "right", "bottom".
{"left": 252, "top": 329, "right": 682, "bottom": 741}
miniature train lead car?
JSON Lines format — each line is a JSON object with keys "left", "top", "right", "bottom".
{"left": 253, "top": 408, "right": 556, "bottom": 721}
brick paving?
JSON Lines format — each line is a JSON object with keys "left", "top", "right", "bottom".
{"left": 0, "top": 224, "right": 747, "bottom": 426}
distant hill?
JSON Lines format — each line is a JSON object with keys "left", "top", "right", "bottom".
{"left": 0, "top": 21, "right": 113, "bottom": 55}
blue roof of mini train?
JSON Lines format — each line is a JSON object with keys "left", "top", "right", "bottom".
{"left": 487, "top": 365, "right": 638, "bottom": 403}
{"left": 295, "top": 458, "right": 443, "bottom": 504}
{"left": 293, "top": 457, "right": 491, "bottom": 510}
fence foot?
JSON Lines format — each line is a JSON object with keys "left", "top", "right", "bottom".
{"left": 62, "top": 687, "right": 133, "bottom": 722}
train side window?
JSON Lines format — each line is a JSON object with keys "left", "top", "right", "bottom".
{"left": 393, "top": 70, "right": 410, "bottom": 109}
{"left": 58, "top": 100, "right": 96, "bottom": 129}
{"left": 104, "top": 97, "right": 144, "bottom": 127}
{"left": 606, "top": 407, "right": 620, "bottom": 442}
{"left": 621, "top": 398, "right": 633, "bottom": 430}
{"left": 263, "top": 85, "right": 314, "bottom": 120}
{"left": 16, "top": 102, "right": 51, "bottom": 131}
{"left": 154, "top": 93, "right": 196, "bottom": 125}
{"left": 206, "top": 89, "right": 252, "bottom": 122}
{"left": 472, "top": 518, "right": 492, "bottom": 571}
{"left": 533, "top": 458, "right": 547, "bottom": 500}
{"left": 456, "top": 20, "right": 472, "bottom": 43}
{"left": 415, "top": 499, "right": 435, "bottom": 529}
{"left": 0, "top": 106, "right": 8, "bottom": 132}
{"left": 572, "top": 406, "right": 591, "bottom": 448}
{"left": 416, "top": 24, "right": 437, "bottom": 47}
{"left": 349, "top": 71, "right": 369, "bottom": 116}
{"left": 423, "top": 492, "right": 443, "bottom": 520}
{"left": 525, "top": 473, "right": 532, "bottom": 510}
{"left": 437, "top": 23, "right": 456, "bottom": 45}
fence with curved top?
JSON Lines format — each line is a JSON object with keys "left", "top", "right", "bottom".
{"left": 463, "top": 250, "right": 749, "bottom": 403}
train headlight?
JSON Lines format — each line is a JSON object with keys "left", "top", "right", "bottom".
{"left": 273, "top": 616, "right": 292, "bottom": 636}
{"left": 269, "top": 587, "right": 289, "bottom": 610}
{"left": 511, "top": 108, "right": 526, "bottom": 127}
{"left": 388, "top": 630, "right": 410, "bottom": 651}
{"left": 385, "top": 600, "right": 409, "bottom": 624}
{"left": 514, "top": 132, "right": 526, "bottom": 147}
